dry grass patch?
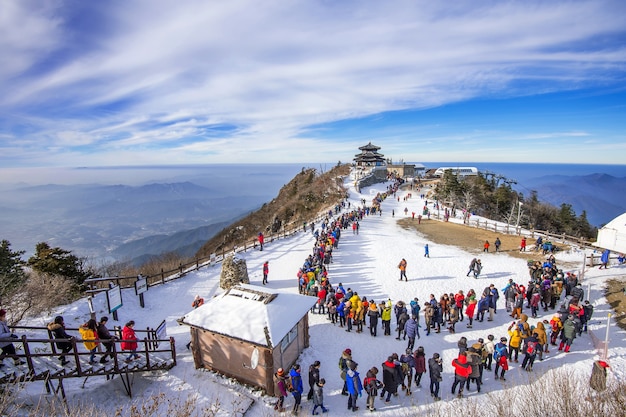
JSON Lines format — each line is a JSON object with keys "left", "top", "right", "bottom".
{"left": 605, "top": 278, "right": 626, "bottom": 332}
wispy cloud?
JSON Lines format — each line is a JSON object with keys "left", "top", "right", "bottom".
{"left": 1, "top": 0, "right": 625, "bottom": 166}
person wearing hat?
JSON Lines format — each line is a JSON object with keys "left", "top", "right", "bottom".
{"left": 363, "top": 366, "right": 384, "bottom": 411}
{"left": 0, "top": 309, "right": 23, "bottom": 366}
{"left": 289, "top": 364, "right": 303, "bottom": 415}
{"left": 428, "top": 352, "right": 443, "bottom": 401}
{"left": 493, "top": 337, "right": 509, "bottom": 381}
{"left": 191, "top": 294, "right": 204, "bottom": 309}
{"left": 338, "top": 348, "right": 352, "bottom": 395}
{"left": 311, "top": 378, "right": 328, "bottom": 415}
{"left": 345, "top": 360, "right": 363, "bottom": 412}
{"left": 559, "top": 314, "right": 577, "bottom": 353}
{"left": 274, "top": 368, "right": 288, "bottom": 412}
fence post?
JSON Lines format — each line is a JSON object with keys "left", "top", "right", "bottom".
{"left": 161, "top": 268, "right": 165, "bottom": 285}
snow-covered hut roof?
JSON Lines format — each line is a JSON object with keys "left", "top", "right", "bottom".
{"left": 595, "top": 212, "right": 626, "bottom": 253}
{"left": 179, "top": 284, "right": 317, "bottom": 348}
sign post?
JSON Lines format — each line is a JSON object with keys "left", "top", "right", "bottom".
{"left": 106, "top": 285, "right": 123, "bottom": 321}
{"left": 135, "top": 275, "right": 148, "bottom": 308}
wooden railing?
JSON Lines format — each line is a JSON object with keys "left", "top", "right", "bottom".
{"left": 0, "top": 325, "right": 177, "bottom": 400}
{"left": 84, "top": 204, "right": 347, "bottom": 293}
{"left": 427, "top": 209, "right": 596, "bottom": 248}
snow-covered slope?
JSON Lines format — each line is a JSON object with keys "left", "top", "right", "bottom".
{"left": 15, "top": 175, "right": 625, "bottom": 416}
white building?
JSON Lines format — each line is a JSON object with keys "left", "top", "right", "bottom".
{"left": 433, "top": 167, "right": 478, "bottom": 177}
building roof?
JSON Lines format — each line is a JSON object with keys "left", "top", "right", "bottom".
{"left": 358, "top": 141, "right": 381, "bottom": 151}
{"left": 179, "top": 284, "right": 317, "bottom": 348}
{"left": 595, "top": 212, "right": 626, "bottom": 253}
{"left": 354, "top": 150, "right": 385, "bottom": 159}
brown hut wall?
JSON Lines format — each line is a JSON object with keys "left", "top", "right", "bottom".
{"left": 193, "top": 327, "right": 273, "bottom": 393}
{"left": 270, "top": 316, "right": 310, "bottom": 379}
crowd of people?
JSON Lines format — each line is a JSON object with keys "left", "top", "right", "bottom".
{"left": 273, "top": 175, "right": 602, "bottom": 415}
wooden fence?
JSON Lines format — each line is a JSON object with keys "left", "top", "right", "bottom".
{"left": 1, "top": 324, "right": 176, "bottom": 400}
{"left": 84, "top": 205, "right": 345, "bottom": 293}
{"left": 428, "top": 210, "right": 596, "bottom": 248}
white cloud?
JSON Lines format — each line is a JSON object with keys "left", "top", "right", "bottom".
{"left": 1, "top": 0, "right": 625, "bottom": 166}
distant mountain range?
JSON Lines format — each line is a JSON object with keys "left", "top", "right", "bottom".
{"left": 2, "top": 169, "right": 622, "bottom": 266}
{"left": 522, "top": 173, "right": 626, "bottom": 227}
{"left": 1, "top": 181, "right": 266, "bottom": 261}
{"left": 110, "top": 221, "right": 232, "bottom": 266}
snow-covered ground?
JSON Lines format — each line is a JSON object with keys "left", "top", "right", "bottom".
{"left": 14, "top": 175, "right": 625, "bottom": 415}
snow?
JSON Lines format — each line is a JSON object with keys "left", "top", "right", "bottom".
{"left": 180, "top": 284, "right": 317, "bottom": 347}
{"left": 14, "top": 173, "right": 626, "bottom": 415}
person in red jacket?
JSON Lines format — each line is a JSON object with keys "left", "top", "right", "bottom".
{"left": 451, "top": 352, "right": 472, "bottom": 398}
{"left": 262, "top": 261, "right": 269, "bottom": 285}
{"left": 258, "top": 232, "right": 265, "bottom": 251}
{"left": 121, "top": 320, "right": 139, "bottom": 362}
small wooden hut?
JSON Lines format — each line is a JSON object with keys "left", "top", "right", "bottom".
{"left": 178, "top": 284, "right": 316, "bottom": 395}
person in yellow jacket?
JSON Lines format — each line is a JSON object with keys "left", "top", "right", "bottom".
{"left": 549, "top": 315, "right": 563, "bottom": 345}
{"left": 381, "top": 300, "right": 393, "bottom": 336}
{"left": 507, "top": 321, "right": 522, "bottom": 363}
{"left": 79, "top": 319, "right": 99, "bottom": 364}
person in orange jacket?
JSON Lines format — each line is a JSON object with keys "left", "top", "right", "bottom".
{"left": 191, "top": 294, "right": 204, "bottom": 309}
{"left": 398, "top": 258, "right": 408, "bottom": 281}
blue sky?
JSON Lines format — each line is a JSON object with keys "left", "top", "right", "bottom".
{"left": 1, "top": 0, "right": 625, "bottom": 168}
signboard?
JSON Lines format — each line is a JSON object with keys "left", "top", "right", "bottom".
{"left": 135, "top": 275, "right": 148, "bottom": 295}
{"left": 156, "top": 320, "right": 167, "bottom": 339}
{"left": 153, "top": 320, "right": 167, "bottom": 349}
{"left": 106, "top": 285, "right": 123, "bottom": 313}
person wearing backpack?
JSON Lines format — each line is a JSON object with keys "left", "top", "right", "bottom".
{"left": 493, "top": 337, "right": 509, "bottom": 380}
{"left": 400, "top": 348, "right": 415, "bottom": 395}
{"left": 363, "top": 366, "right": 383, "bottom": 411}
{"left": 274, "top": 368, "right": 289, "bottom": 412}
{"left": 289, "top": 364, "right": 303, "bottom": 415}
{"left": 521, "top": 332, "right": 540, "bottom": 371}
{"left": 338, "top": 348, "right": 352, "bottom": 396}
{"left": 465, "top": 346, "right": 482, "bottom": 393}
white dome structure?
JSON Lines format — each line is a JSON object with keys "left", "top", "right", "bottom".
{"left": 595, "top": 212, "right": 626, "bottom": 253}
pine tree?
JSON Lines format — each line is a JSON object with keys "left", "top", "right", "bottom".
{"left": 0, "top": 240, "right": 27, "bottom": 301}
{"left": 28, "top": 242, "right": 91, "bottom": 290}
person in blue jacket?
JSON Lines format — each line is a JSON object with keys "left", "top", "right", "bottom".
{"left": 599, "top": 249, "right": 610, "bottom": 269}
{"left": 345, "top": 361, "right": 363, "bottom": 412}
{"left": 477, "top": 295, "right": 489, "bottom": 322}
{"left": 290, "top": 364, "right": 304, "bottom": 415}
